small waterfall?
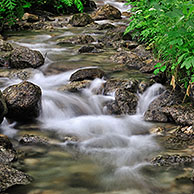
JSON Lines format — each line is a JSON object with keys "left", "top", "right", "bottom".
{"left": 0, "top": 70, "right": 163, "bottom": 190}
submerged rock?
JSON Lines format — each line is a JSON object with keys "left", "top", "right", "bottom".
{"left": 9, "top": 47, "right": 44, "bottom": 69}
{"left": 97, "top": 23, "right": 116, "bottom": 30}
{"left": 0, "top": 163, "right": 32, "bottom": 192}
{"left": 0, "top": 91, "right": 7, "bottom": 123}
{"left": 19, "top": 134, "right": 49, "bottom": 145}
{"left": 59, "top": 80, "right": 91, "bottom": 92}
{"left": 70, "top": 68, "right": 105, "bottom": 82}
{"left": 3, "top": 81, "right": 42, "bottom": 122}
{"left": 57, "top": 35, "right": 95, "bottom": 45}
{"left": 151, "top": 154, "right": 194, "bottom": 167}
{"left": 91, "top": 4, "right": 121, "bottom": 20}
{"left": 0, "top": 134, "right": 16, "bottom": 164}
{"left": 78, "top": 45, "right": 104, "bottom": 53}
{"left": 69, "top": 13, "right": 93, "bottom": 27}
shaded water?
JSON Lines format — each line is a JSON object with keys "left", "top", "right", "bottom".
{"left": 0, "top": 1, "right": 193, "bottom": 194}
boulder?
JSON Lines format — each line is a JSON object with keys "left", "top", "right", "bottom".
{"left": 162, "top": 104, "right": 194, "bottom": 126}
{"left": 110, "top": 51, "right": 145, "bottom": 69}
{"left": 0, "top": 40, "right": 13, "bottom": 52}
{"left": 91, "top": 4, "right": 121, "bottom": 20}
{"left": 0, "top": 134, "right": 16, "bottom": 164}
{"left": 69, "top": 13, "right": 93, "bottom": 27}
{"left": 106, "top": 88, "right": 138, "bottom": 115}
{"left": 144, "top": 89, "right": 182, "bottom": 123}
{"left": 22, "top": 13, "right": 39, "bottom": 22}
{"left": 9, "top": 47, "right": 44, "bottom": 69}
{"left": 70, "top": 68, "right": 105, "bottom": 82}
{"left": 103, "top": 78, "right": 139, "bottom": 95}
{"left": 0, "top": 163, "right": 32, "bottom": 192}
{"left": 57, "top": 35, "right": 95, "bottom": 45}
{"left": 3, "top": 81, "right": 42, "bottom": 122}
{"left": 0, "top": 91, "right": 7, "bottom": 124}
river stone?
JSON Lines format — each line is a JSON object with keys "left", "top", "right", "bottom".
{"left": 19, "top": 134, "right": 49, "bottom": 145}
{"left": 0, "top": 91, "right": 7, "bottom": 123}
{"left": 106, "top": 88, "right": 138, "bottom": 115}
{"left": 69, "top": 13, "right": 93, "bottom": 27}
{"left": 3, "top": 81, "right": 42, "bottom": 122}
{"left": 9, "top": 47, "right": 44, "bottom": 69}
{"left": 57, "top": 35, "right": 95, "bottom": 45}
{"left": 162, "top": 104, "right": 194, "bottom": 126}
{"left": 59, "top": 80, "right": 91, "bottom": 92}
{"left": 70, "top": 68, "right": 105, "bottom": 82}
{"left": 103, "top": 78, "right": 139, "bottom": 95}
{"left": 151, "top": 154, "right": 194, "bottom": 167}
{"left": 101, "top": 27, "right": 132, "bottom": 43}
{"left": 22, "top": 13, "right": 39, "bottom": 22}
{"left": 144, "top": 89, "right": 182, "bottom": 123}
{"left": 0, "top": 134, "right": 16, "bottom": 164}
{"left": 0, "top": 40, "right": 13, "bottom": 52}
{"left": 97, "top": 23, "right": 116, "bottom": 30}
{"left": 78, "top": 45, "right": 103, "bottom": 53}
{"left": 110, "top": 51, "right": 145, "bottom": 69}
{"left": 91, "top": 4, "right": 121, "bottom": 20}
{"left": 0, "top": 163, "right": 32, "bottom": 192}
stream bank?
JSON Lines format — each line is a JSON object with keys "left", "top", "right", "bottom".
{"left": 0, "top": 1, "right": 193, "bottom": 194}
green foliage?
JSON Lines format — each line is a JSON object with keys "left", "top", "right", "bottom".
{"left": 0, "top": 0, "right": 85, "bottom": 27}
{"left": 125, "top": 0, "right": 194, "bottom": 90}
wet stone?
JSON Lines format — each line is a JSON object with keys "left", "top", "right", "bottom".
{"left": 70, "top": 68, "right": 105, "bottom": 82}
{"left": 91, "top": 4, "right": 121, "bottom": 20}
{"left": 57, "top": 35, "right": 95, "bottom": 45}
{"left": 0, "top": 40, "right": 13, "bottom": 52}
{"left": 19, "top": 134, "right": 49, "bottom": 146}
{"left": 69, "top": 13, "right": 93, "bottom": 27}
{"left": 58, "top": 80, "right": 91, "bottom": 92}
{"left": 3, "top": 81, "right": 42, "bottom": 122}
{"left": 78, "top": 45, "right": 104, "bottom": 53}
{"left": 22, "top": 13, "right": 39, "bottom": 22}
{"left": 0, "top": 163, "right": 33, "bottom": 192}
{"left": 0, "top": 134, "right": 17, "bottom": 164}
{"left": 9, "top": 46, "right": 45, "bottom": 69}
{"left": 151, "top": 154, "right": 194, "bottom": 167}
{"left": 0, "top": 91, "right": 7, "bottom": 123}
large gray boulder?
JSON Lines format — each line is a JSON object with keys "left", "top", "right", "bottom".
{"left": 9, "top": 47, "right": 44, "bottom": 69}
{"left": 3, "top": 81, "right": 42, "bottom": 122}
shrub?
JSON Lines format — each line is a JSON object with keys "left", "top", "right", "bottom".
{"left": 0, "top": 0, "right": 85, "bottom": 27}
{"left": 125, "top": 0, "right": 194, "bottom": 92}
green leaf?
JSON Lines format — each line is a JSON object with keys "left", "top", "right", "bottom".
{"left": 153, "top": 69, "right": 160, "bottom": 75}
{"left": 160, "top": 65, "right": 167, "bottom": 72}
{"left": 154, "top": 63, "right": 162, "bottom": 68}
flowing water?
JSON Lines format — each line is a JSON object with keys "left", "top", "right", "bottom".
{"left": 0, "top": 1, "right": 193, "bottom": 194}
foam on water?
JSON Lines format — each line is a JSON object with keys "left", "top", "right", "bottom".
{"left": 0, "top": 65, "right": 164, "bottom": 190}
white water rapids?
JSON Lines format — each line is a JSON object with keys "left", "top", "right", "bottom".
{"left": 0, "top": 69, "right": 164, "bottom": 190}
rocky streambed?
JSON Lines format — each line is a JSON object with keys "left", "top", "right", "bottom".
{"left": 0, "top": 1, "right": 193, "bottom": 194}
